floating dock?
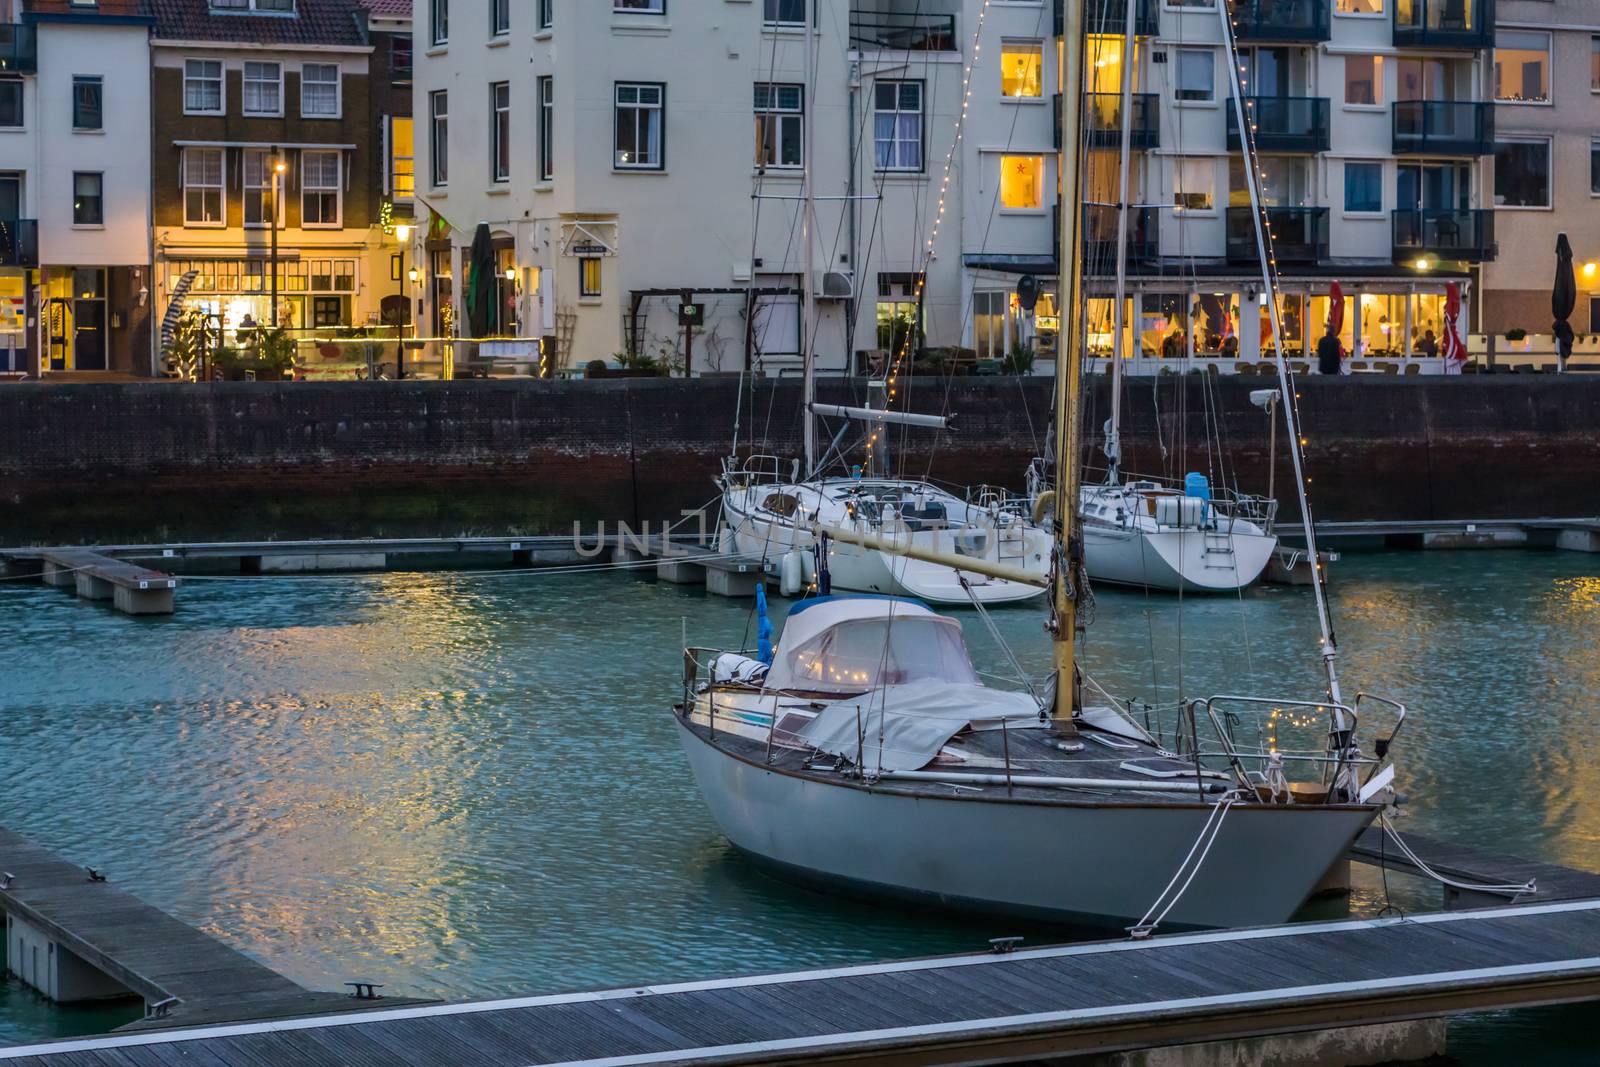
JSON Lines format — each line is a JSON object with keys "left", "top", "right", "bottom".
{"left": 0, "top": 827, "right": 430, "bottom": 1031}
{"left": 3, "top": 827, "right": 1600, "bottom": 1065}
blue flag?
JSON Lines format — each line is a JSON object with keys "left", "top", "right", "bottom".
{"left": 755, "top": 583, "right": 775, "bottom": 665}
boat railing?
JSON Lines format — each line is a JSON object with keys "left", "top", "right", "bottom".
{"left": 724, "top": 454, "right": 797, "bottom": 488}
{"left": 1193, "top": 695, "right": 1370, "bottom": 801}
{"left": 1091, "top": 467, "right": 1280, "bottom": 530}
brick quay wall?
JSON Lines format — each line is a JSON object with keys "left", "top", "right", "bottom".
{"left": 0, "top": 377, "right": 1594, "bottom": 545}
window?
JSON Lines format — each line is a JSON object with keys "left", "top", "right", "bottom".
{"left": 1175, "top": 49, "right": 1214, "bottom": 102}
{"left": 491, "top": 0, "right": 509, "bottom": 35}
{"left": 873, "top": 81, "right": 923, "bottom": 171}
{"left": 1494, "top": 139, "right": 1550, "bottom": 208}
{"left": 72, "top": 76, "right": 102, "bottom": 130}
{"left": 539, "top": 0, "right": 553, "bottom": 30}
{"left": 973, "top": 291, "right": 1010, "bottom": 361}
{"left": 0, "top": 79, "right": 19, "bottom": 128}
{"left": 430, "top": 90, "right": 449, "bottom": 185}
{"left": 491, "top": 81, "right": 511, "bottom": 182}
{"left": 183, "top": 148, "right": 224, "bottom": 226}
{"left": 615, "top": 0, "right": 665, "bottom": 11}
{"left": 301, "top": 63, "right": 340, "bottom": 118}
{"left": 242, "top": 150, "right": 282, "bottom": 227}
{"left": 1593, "top": 37, "right": 1599, "bottom": 93}
{"left": 1344, "top": 55, "right": 1382, "bottom": 106}
{"left": 302, "top": 150, "right": 342, "bottom": 227}
{"left": 392, "top": 36, "right": 413, "bottom": 82}
{"left": 538, "top": 76, "right": 554, "bottom": 180}
{"left": 72, "top": 172, "right": 102, "bottom": 225}
{"left": 1000, "top": 40, "right": 1043, "bottom": 99}
{"left": 183, "top": 59, "right": 223, "bottom": 114}
{"left": 754, "top": 83, "right": 803, "bottom": 169}
{"left": 999, "top": 155, "right": 1044, "bottom": 210}
{"left": 1174, "top": 158, "right": 1214, "bottom": 212}
{"left": 431, "top": 0, "right": 448, "bottom": 45}
{"left": 1335, "top": 0, "right": 1383, "bottom": 13}
{"left": 765, "top": 0, "right": 804, "bottom": 26}
{"left": 579, "top": 257, "right": 602, "bottom": 297}
{"left": 1344, "top": 162, "right": 1383, "bottom": 213}
{"left": 614, "top": 82, "right": 664, "bottom": 169}
{"left": 208, "top": 0, "right": 296, "bottom": 10}
{"left": 876, "top": 275, "right": 922, "bottom": 353}
{"left": 1592, "top": 139, "right": 1600, "bottom": 196}
{"left": 242, "top": 61, "right": 282, "bottom": 116}
{"left": 1494, "top": 31, "right": 1550, "bottom": 104}
{"left": 390, "top": 116, "right": 415, "bottom": 198}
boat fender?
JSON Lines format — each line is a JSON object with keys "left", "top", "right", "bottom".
{"left": 1032, "top": 490, "right": 1056, "bottom": 524}
{"left": 717, "top": 524, "right": 734, "bottom": 555}
{"left": 780, "top": 551, "right": 804, "bottom": 597}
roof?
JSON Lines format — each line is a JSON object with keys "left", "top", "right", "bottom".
{"left": 354, "top": 0, "right": 410, "bottom": 15}
{"left": 149, "top": 0, "right": 368, "bottom": 46}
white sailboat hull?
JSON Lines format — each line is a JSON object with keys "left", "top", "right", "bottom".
{"left": 678, "top": 720, "right": 1374, "bottom": 930}
{"left": 1083, "top": 522, "right": 1277, "bottom": 593}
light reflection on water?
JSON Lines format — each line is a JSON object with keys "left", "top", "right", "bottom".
{"left": 0, "top": 551, "right": 1596, "bottom": 1062}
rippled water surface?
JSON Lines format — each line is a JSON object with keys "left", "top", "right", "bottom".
{"left": 1, "top": 550, "right": 1596, "bottom": 1061}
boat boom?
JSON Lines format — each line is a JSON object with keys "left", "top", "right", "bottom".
{"left": 807, "top": 522, "right": 1046, "bottom": 588}
{"left": 808, "top": 403, "right": 952, "bottom": 430}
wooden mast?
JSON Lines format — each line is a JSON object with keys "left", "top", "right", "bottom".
{"left": 1052, "top": 0, "right": 1089, "bottom": 732}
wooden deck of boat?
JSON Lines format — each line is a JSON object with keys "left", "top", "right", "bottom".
{"left": 5, "top": 897, "right": 1600, "bottom": 1066}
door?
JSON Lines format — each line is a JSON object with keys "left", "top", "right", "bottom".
{"left": 72, "top": 269, "right": 106, "bottom": 370}
{"left": 0, "top": 173, "right": 18, "bottom": 220}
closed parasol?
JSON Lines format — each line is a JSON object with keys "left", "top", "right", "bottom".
{"left": 1441, "top": 282, "right": 1465, "bottom": 372}
{"left": 464, "top": 222, "right": 495, "bottom": 339}
{"left": 1552, "top": 233, "right": 1576, "bottom": 372}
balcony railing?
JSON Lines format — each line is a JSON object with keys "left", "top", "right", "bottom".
{"left": 1081, "top": 204, "right": 1159, "bottom": 271}
{"left": 0, "top": 219, "right": 39, "bottom": 268}
{"left": 1392, "top": 101, "right": 1494, "bottom": 155}
{"left": 849, "top": 13, "right": 957, "bottom": 52}
{"left": 1393, "top": 0, "right": 1494, "bottom": 50}
{"left": 1228, "top": 0, "right": 1331, "bottom": 43}
{"left": 1226, "top": 97, "right": 1330, "bottom": 153}
{"left": 1227, "top": 207, "right": 1328, "bottom": 264}
{"left": 1062, "top": 0, "right": 1160, "bottom": 37}
{"left": 1393, "top": 209, "right": 1496, "bottom": 262}
{"left": 0, "top": 23, "right": 37, "bottom": 74}
{"left": 1078, "top": 93, "right": 1159, "bottom": 151}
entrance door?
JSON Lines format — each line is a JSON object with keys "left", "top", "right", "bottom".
{"left": 1397, "top": 162, "right": 1470, "bottom": 212}
{"left": 72, "top": 269, "right": 106, "bottom": 370}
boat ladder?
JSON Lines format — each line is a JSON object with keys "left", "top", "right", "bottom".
{"left": 997, "top": 524, "right": 1028, "bottom": 566}
{"left": 1202, "top": 531, "right": 1235, "bottom": 566}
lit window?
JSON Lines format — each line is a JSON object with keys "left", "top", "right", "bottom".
{"left": 1175, "top": 48, "right": 1213, "bottom": 102}
{"left": 301, "top": 63, "right": 340, "bottom": 118}
{"left": 580, "top": 257, "right": 602, "bottom": 297}
{"left": 1000, "top": 40, "right": 1043, "bottom": 99}
{"left": 999, "top": 155, "right": 1044, "bottom": 210}
{"left": 1335, "top": 0, "right": 1383, "bottom": 12}
{"left": 1174, "top": 158, "right": 1214, "bottom": 213}
{"left": 1344, "top": 55, "right": 1382, "bottom": 106}
{"left": 389, "top": 116, "right": 415, "bottom": 198}
{"left": 1494, "top": 31, "right": 1550, "bottom": 104}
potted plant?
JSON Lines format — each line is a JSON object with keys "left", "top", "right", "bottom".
{"left": 1002, "top": 340, "right": 1035, "bottom": 376}
{"left": 250, "top": 326, "right": 300, "bottom": 381}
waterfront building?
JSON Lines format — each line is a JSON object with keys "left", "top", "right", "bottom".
{"left": 149, "top": 0, "right": 402, "bottom": 346}
{"left": 358, "top": 0, "right": 416, "bottom": 330}
{"left": 0, "top": 0, "right": 155, "bottom": 377}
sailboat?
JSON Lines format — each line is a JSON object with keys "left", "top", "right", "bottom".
{"left": 673, "top": 4, "right": 1401, "bottom": 931}
{"left": 1046, "top": 5, "right": 1278, "bottom": 594}
{"left": 718, "top": 5, "right": 1050, "bottom": 608}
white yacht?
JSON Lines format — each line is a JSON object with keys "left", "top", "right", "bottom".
{"left": 721, "top": 459, "right": 1050, "bottom": 605}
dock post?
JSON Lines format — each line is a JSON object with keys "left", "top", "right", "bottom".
{"left": 75, "top": 572, "right": 115, "bottom": 601}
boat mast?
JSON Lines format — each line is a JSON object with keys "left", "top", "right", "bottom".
{"left": 1215, "top": 7, "right": 1344, "bottom": 714}
{"left": 800, "top": 1, "right": 819, "bottom": 478}
{"left": 1107, "top": 0, "right": 1137, "bottom": 484}
{"left": 1052, "top": 0, "right": 1090, "bottom": 732}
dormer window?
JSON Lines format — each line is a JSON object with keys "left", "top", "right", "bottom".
{"left": 210, "top": 0, "right": 297, "bottom": 12}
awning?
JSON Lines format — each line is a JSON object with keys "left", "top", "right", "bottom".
{"left": 964, "top": 254, "right": 1057, "bottom": 275}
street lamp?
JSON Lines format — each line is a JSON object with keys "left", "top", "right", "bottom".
{"left": 270, "top": 158, "right": 287, "bottom": 327}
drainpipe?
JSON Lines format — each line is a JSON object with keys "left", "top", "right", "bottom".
{"left": 846, "top": 56, "right": 860, "bottom": 371}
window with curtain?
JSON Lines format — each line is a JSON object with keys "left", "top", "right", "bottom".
{"left": 614, "top": 82, "right": 664, "bottom": 169}
{"left": 184, "top": 148, "right": 224, "bottom": 225}
{"left": 1344, "top": 162, "right": 1383, "bottom": 212}
{"left": 72, "top": 172, "right": 102, "bottom": 225}
{"left": 242, "top": 61, "right": 281, "bottom": 116}
{"left": 873, "top": 80, "right": 922, "bottom": 171}
{"left": 302, "top": 151, "right": 342, "bottom": 227}
{"left": 72, "top": 76, "right": 102, "bottom": 130}
{"left": 301, "top": 63, "right": 340, "bottom": 118}
{"left": 1176, "top": 49, "right": 1214, "bottom": 102}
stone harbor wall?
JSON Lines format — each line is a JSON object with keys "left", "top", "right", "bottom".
{"left": 0, "top": 376, "right": 1594, "bottom": 545}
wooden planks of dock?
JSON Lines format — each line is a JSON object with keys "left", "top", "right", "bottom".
{"left": 28, "top": 549, "right": 177, "bottom": 615}
{"left": 0, "top": 827, "right": 430, "bottom": 1031}
{"left": 5, "top": 898, "right": 1600, "bottom": 1066}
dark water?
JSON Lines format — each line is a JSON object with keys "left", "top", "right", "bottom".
{"left": 0, "top": 550, "right": 1596, "bottom": 1061}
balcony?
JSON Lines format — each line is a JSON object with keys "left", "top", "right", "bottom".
{"left": 0, "top": 23, "right": 37, "bottom": 74}
{"left": 1393, "top": 209, "right": 1496, "bottom": 263}
{"left": 1392, "top": 101, "right": 1494, "bottom": 155}
{"left": 849, "top": 12, "right": 956, "bottom": 51}
{"left": 1062, "top": 0, "right": 1159, "bottom": 37}
{"left": 1226, "top": 97, "right": 1330, "bottom": 154}
{"left": 1228, "top": 0, "right": 1331, "bottom": 43}
{"left": 1076, "top": 93, "right": 1159, "bottom": 151}
{"left": 1393, "top": 0, "right": 1494, "bottom": 50}
{"left": 0, "top": 219, "right": 39, "bottom": 268}
{"left": 1081, "top": 204, "right": 1159, "bottom": 271}
{"left": 1227, "top": 207, "right": 1328, "bottom": 264}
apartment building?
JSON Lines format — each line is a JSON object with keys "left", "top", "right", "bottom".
{"left": 1478, "top": 0, "right": 1600, "bottom": 340}
{"left": 0, "top": 0, "right": 154, "bottom": 376}
{"left": 150, "top": 0, "right": 399, "bottom": 340}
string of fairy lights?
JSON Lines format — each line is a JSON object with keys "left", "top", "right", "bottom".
{"left": 864, "top": 0, "right": 997, "bottom": 470}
